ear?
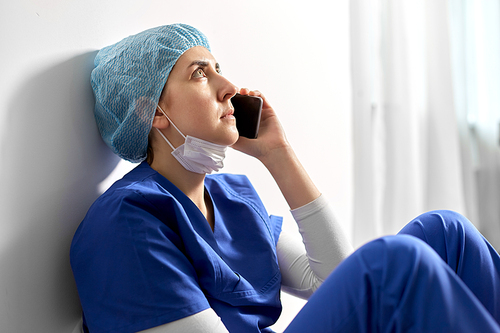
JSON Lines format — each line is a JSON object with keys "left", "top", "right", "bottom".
{"left": 151, "top": 107, "right": 169, "bottom": 130}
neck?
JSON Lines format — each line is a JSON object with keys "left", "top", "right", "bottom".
{"left": 151, "top": 151, "right": 206, "bottom": 200}
{"left": 149, "top": 145, "right": 214, "bottom": 230}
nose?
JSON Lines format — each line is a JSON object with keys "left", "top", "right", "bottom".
{"left": 217, "top": 75, "right": 238, "bottom": 103}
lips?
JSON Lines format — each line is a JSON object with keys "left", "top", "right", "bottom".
{"left": 220, "top": 109, "right": 235, "bottom": 119}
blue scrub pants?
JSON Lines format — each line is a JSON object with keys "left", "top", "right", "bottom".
{"left": 284, "top": 210, "right": 500, "bottom": 332}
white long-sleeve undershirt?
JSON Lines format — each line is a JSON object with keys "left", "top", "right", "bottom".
{"left": 278, "top": 194, "right": 353, "bottom": 299}
{"left": 88, "top": 195, "right": 353, "bottom": 333}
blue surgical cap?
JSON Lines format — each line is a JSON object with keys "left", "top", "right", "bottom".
{"left": 91, "top": 24, "right": 211, "bottom": 162}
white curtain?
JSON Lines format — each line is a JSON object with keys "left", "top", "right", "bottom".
{"left": 350, "top": 0, "right": 500, "bottom": 250}
{"left": 449, "top": 0, "right": 500, "bottom": 250}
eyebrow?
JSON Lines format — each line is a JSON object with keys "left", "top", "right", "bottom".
{"left": 189, "top": 60, "right": 209, "bottom": 67}
{"left": 188, "top": 60, "right": 220, "bottom": 70}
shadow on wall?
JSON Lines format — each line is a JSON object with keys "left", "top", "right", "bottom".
{"left": 1, "top": 51, "right": 119, "bottom": 331}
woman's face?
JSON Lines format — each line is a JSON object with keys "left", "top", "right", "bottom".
{"left": 158, "top": 46, "right": 239, "bottom": 146}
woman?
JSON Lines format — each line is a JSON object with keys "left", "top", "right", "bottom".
{"left": 71, "top": 24, "right": 500, "bottom": 332}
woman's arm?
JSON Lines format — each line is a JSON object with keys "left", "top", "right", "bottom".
{"left": 231, "top": 89, "right": 320, "bottom": 210}
{"left": 277, "top": 195, "right": 354, "bottom": 299}
{"left": 232, "top": 90, "right": 353, "bottom": 297}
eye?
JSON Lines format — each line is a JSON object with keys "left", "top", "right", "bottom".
{"left": 216, "top": 64, "right": 222, "bottom": 75}
{"left": 193, "top": 68, "right": 206, "bottom": 78}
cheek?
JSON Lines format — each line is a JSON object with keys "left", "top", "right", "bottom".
{"left": 166, "top": 88, "right": 219, "bottom": 135}
{"left": 183, "top": 91, "right": 213, "bottom": 114}
{"left": 169, "top": 95, "right": 207, "bottom": 123}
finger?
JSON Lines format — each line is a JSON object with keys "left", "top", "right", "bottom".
{"left": 250, "top": 90, "right": 273, "bottom": 110}
{"left": 248, "top": 89, "right": 261, "bottom": 96}
{"left": 238, "top": 89, "right": 273, "bottom": 110}
{"left": 238, "top": 87, "right": 250, "bottom": 95}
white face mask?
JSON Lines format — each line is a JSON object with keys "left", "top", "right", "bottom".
{"left": 155, "top": 106, "right": 228, "bottom": 174}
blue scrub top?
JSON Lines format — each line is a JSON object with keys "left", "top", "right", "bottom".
{"left": 70, "top": 161, "right": 283, "bottom": 333}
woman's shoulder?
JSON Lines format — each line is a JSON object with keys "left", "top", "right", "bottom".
{"left": 72, "top": 166, "right": 179, "bottom": 250}
{"left": 96, "top": 162, "right": 174, "bottom": 203}
{"left": 82, "top": 165, "right": 178, "bottom": 228}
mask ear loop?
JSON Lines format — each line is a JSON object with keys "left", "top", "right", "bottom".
{"left": 155, "top": 105, "right": 186, "bottom": 152}
{"left": 157, "top": 105, "right": 186, "bottom": 139}
{"left": 155, "top": 128, "right": 176, "bottom": 151}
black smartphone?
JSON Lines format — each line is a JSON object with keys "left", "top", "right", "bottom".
{"left": 231, "top": 93, "right": 263, "bottom": 139}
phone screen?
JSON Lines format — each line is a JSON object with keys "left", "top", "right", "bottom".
{"left": 231, "top": 94, "right": 263, "bottom": 139}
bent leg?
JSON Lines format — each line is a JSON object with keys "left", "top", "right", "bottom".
{"left": 398, "top": 210, "right": 500, "bottom": 321}
{"left": 284, "top": 235, "right": 499, "bottom": 333}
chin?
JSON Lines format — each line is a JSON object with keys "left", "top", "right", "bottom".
{"left": 229, "top": 132, "right": 240, "bottom": 145}
{"left": 223, "top": 135, "right": 239, "bottom": 146}
{"left": 221, "top": 129, "right": 239, "bottom": 145}
{"left": 210, "top": 134, "right": 237, "bottom": 146}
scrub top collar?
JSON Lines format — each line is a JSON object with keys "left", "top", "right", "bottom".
{"left": 135, "top": 161, "right": 222, "bottom": 251}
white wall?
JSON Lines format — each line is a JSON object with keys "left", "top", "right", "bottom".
{"left": 0, "top": 1, "right": 351, "bottom": 331}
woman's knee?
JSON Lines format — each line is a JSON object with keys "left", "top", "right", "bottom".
{"left": 399, "top": 210, "right": 473, "bottom": 242}
{"left": 355, "top": 235, "right": 439, "bottom": 276}
{"left": 398, "top": 210, "right": 485, "bottom": 268}
{"left": 420, "top": 209, "right": 471, "bottom": 229}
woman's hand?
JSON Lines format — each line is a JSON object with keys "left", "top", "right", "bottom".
{"left": 230, "top": 88, "right": 321, "bottom": 210}
{"left": 230, "top": 88, "right": 290, "bottom": 165}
